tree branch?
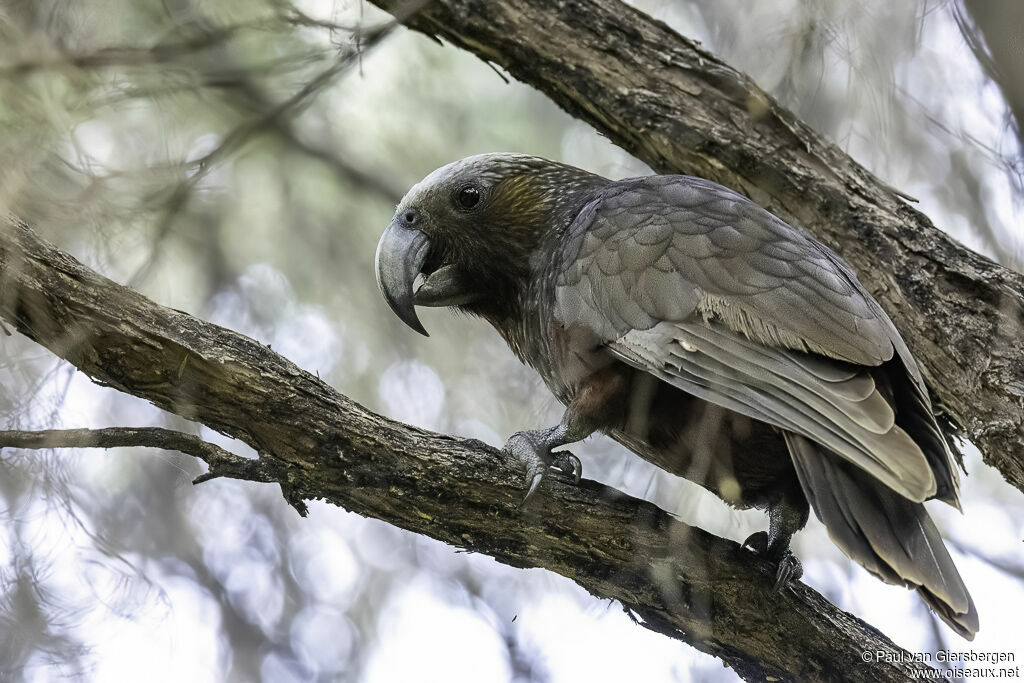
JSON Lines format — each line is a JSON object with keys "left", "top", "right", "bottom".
{"left": 369, "top": 0, "right": 1024, "bottom": 495}
{"left": 0, "top": 426, "right": 229, "bottom": 460}
{"left": 0, "top": 426, "right": 282, "bottom": 486}
{"left": 0, "top": 216, "right": 928, "bottom": 682}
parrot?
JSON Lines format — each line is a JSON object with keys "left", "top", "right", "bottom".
{"left": 374, "top": 153, "right": 978, "bottom": 639}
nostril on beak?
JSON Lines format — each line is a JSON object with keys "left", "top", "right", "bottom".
{"left": 401, "top": 209, "right": 419, "bottom": 227}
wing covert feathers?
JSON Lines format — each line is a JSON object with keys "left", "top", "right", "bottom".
{"left": 555, "top": 176, "right": 896, "bottom": 365}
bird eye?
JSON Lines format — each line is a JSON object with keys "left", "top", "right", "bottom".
{"left": 456, "top": 186, "right": 480, "bottom": 210}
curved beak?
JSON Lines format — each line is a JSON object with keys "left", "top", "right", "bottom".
{"left": 375, "top": 220, "right": 431, "bottom": 336}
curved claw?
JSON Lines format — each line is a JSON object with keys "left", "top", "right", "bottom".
{"left": 520, "top": 451, "right": 550, "bottom": 506}
{"left": 741, "top": 531, "right": 769, "bottom": 553}
{"left": 522, "top": 471, "right": 545, "bottom": 507}
{"left": 551, "top": 451, "right": 583, "bottom": 484}
{"left": 519, "top": 453, "right": 583, "bottom": 507}
{"left": 503, "top": 431, "right": 551, "bottom": 507}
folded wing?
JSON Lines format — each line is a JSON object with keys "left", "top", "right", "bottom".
{"left": 553, "top": 175, "right": 960, "bottom": 504}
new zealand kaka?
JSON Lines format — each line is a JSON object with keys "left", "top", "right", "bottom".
{"left": 374, "top": 153, "right": 978, "bottom": 639}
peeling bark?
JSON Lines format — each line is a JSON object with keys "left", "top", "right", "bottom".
{"left": 370, "top": 0, "right": 1024, "bottom": 494}
{"left": 0, "top": 215, "right": 931, "bottom": 682}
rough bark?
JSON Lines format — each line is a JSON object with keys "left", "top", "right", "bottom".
{"left": 370, "top": 0, "right": 1024, "bottom": 494}
{"left": 1, "top": 215, "right": 932, "bottom": 682}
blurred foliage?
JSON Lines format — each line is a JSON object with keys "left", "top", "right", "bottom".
{"left": 0, "top": 0, "right": 1021, "bottom": 681}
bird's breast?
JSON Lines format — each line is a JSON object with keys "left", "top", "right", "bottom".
{"left": 546, "top": 322, "right": 618, "bottom": 401}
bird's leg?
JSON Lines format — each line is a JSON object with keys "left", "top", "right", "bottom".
{"left": 742, "top": 497, "right": 808, "bottom": 591}
{"left": 503, "top": 365, "right": 627, "bottom": 504}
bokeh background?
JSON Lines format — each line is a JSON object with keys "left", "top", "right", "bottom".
{"left": 1, "top": 0, "right": 1022, "bottom": 681}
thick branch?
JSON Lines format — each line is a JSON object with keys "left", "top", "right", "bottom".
{"left": 370, "top": 0, "right": 1024, "bottom": 494}
{"left": 0, "top": 217, "right": 927, "bottom": 681}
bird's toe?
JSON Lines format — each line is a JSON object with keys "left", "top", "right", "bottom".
{"left": 551, "top": 451, "right": 583, "bottom": 484}
{"left": 772, "top": 552, "right": 803, "bottom": 592}
{"left": 741, "top": 531, "right": 769, "bottom": 554}
{"left": 502, "top": 431, "right": 552, "bottom": 506}
{"left": 741, "top": 531, "right": 802, "bottom": 590}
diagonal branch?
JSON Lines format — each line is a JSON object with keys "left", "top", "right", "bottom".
{"left": 369, "top": 0, "right": 1024, "bottom": 495}
{"left": 0, "top": 215, "right": 928, "bottom": 682}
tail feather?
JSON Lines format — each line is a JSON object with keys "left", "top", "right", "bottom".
{"left": 886, "top": 356, "right": 962, "bottom": 507}
{"left": 785, "top": 432, "right": 978, "bottom": 639}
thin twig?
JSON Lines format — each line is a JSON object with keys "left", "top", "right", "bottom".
{"left": 126, "top": 22, "right": 399, "bottom": 288}
{"left": 0, "top": 427, "right": 270, "bottom": 486}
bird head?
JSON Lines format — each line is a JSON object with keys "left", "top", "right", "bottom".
{"left": 375, "top": 153, "right": 606, "bottom": 335}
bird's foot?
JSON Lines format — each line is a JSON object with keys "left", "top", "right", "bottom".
{"left": 503, "top": 430, "right": 582, "bottom": 505}
{"left": 742, "top": 531, "right": 803, "bottom": 591}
